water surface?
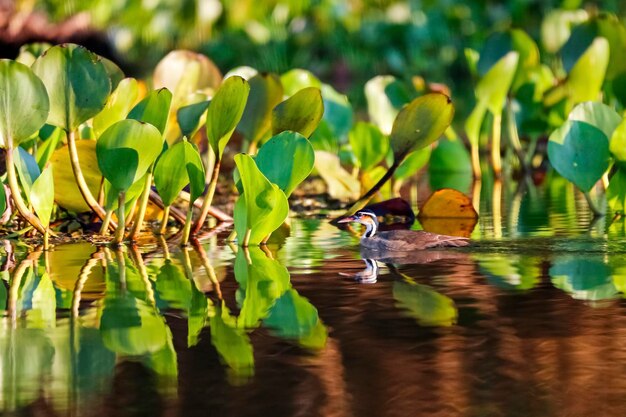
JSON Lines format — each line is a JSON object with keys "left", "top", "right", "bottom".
{"left": 2, "top": 177, "right": 626, "bottom": 417}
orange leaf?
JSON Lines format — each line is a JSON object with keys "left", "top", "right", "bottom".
{"left": 418, "top": 188, "right": 478, "bottom": 219}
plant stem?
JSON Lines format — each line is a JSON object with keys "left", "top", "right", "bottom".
{"left": 100, "top": 209, "right": 113, "bottom": 235}
{"left": 491, "top": 112, "right": 502, "bottom": 177}
{"left": 114, "top": 191, "right": 126, "bottom": 245}
{"left": 583, "top": 191, "right": 604, "bottom": 218}
{"left": 470, "top": 143, "right": 481, "bottom": 179}
{"left": 181, "top": 206, "right": 194, "bottom": 246}
{"left": 159, "top": 205, "right": 170, "bottom": 235}
{"left": 5, "top": 145, "right": 46, "bottom": 234}
{"left": 67, "top": 129, "right": 111, "bottom": 228}
{"left": 43, "top": 229, "right": 49, "bottom": 251}
{"left": 242, "top": 229, "right": 251, "bottom": 247}
{"left": 505, "top": 100, "right": 527, "bottom": 171}
{"left": 345, "top": 160, "right": 400, "bottom": 216}
{"left": 128, "top": 169, "right": 153, "bottom": 241}
{"left": 192, "top": 156, "right": 222, "bottom": 234}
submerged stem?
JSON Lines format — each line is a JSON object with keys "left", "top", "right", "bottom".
{"left": 128, "top": 169, "right": 153, "bottom": 241}
{"left": 192, "top": 156, "right": 222, "bottom": 234}
{"left": 114, "top": 191, "right": 126, "bottom": 245}
{"left": 159, "top": 205, "right": 170, "bottom": 235}
{"left": 5, "top": 145, "right": 46, "bottom": 234}
{"left": 491, "top": 112, "right": 502, "bottom": 177}
{"left": 583, "top": 191, "right": 604, "bottom": 218}
{"left": 181, "top": 207, "right": 194, "bottom": 246}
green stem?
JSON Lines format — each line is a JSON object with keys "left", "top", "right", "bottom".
{"left": 128, "top": 169, "right": 153, "bottom": 241}
{"left": 192, "top": 156, "right": 222, "bottom": 234}
{"left": 492, "top": 112, "right": 502, "bottom": 177}
{"left": 67, "top": 129, "right": 111, "bottom": 227}
{"left": 583, "top": 191, "right": 604, "bottom": 218}
{"left": 100, "top": 209, "right": 113, "bottom": 235}
{"left": 159, "top": 205, "right": 170, "bottom": 235}
{"left": 181, "top": 206, "right": 194, "bottom": 246}
{"left": 242, "top": 229, "right": 251, "bottom": 247}
{"left": 505, "top": 100, "right": 527, "bottom": 171}
{"left": 471, "top": 143, "right": 481, "bottom": 179}
{"left": 43, "top": 229, "right": 49, "bottom": 251}
{"left": 345, "top": 160, "right": 400, "bottom": 216}
{"left": 114, "top": 191, "right": 126, "bottom": 245}
{"left": 5, "top": 145, "right": 46, "bottom": 234}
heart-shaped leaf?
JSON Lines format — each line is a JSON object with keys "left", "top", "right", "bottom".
{"left": 236, "top": 73, "right": 283, "bottom": 144}
{"left": 233, "top": 154, "right": 289, "bottom": 245}
{"left": 154, "top": 139, "right": 206, "bottom": 206}
{"left": 32, "top": 43, "right": 111, "bottom": 131}
{"left": 548, "top": 120, "right": 611, "bottom": 192}
{"left": 365, "top": 75, "right": 409, "bottom": 135}
{"left": 127, "top": 88, "right": 172, "bottom": 135}
{"left": 206, "top": 76, "right": 250, "bottom": 157}
{"left": 96, "top": 119, "right": 163, "bottom": 192}
{"left": 568, "top": 101, "right": 622, "bottom": 140}
{"left": 313, "top": 151, "right": 360, "bottom": 201}
{"left": 280, "top": 69, "right": 321, "bottom": 97}
{"left": 389, "top": 93, "right": 454, "bottom": 161}
{"left": 0, "top": 60, "right": 49, "bottom": 148}
{"left": 255, "top": 131, "right": 315, "bottom": 197}
{"left": 14, "top": 147, "right": 41, "bottom": 202}
{"left": 348, "top": 122, "right": 389, "bottom": 172}
{"left": 30, "top": 166, "right": 54, "bottom": 228}
{"left": 271, "top": 87, "right": 324, "bottom": 138}
{"left": 610, "top": 119, "right": 626, "bottom": 165}
{"left": 93, "top": 77, "right": 139, "bottom": 137}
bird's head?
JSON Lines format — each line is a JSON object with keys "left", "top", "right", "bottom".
{"left": 337, "top": 210, "right": 379, "bottom": 237}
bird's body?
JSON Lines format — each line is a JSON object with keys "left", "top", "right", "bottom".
{"left": 339, "top": 210, "right": 470, "bottom": 252}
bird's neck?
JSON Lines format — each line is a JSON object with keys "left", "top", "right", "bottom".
{"left": 361, "top": 222, "right": 377, "bottom": 239}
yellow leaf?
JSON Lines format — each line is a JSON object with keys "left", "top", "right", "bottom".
{"left": 419, "top": 188, "right": 478, "bottom": 218}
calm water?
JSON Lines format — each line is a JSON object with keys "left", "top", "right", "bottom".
{"left": 3, "top": 176, "right": 626, "bottom": 417}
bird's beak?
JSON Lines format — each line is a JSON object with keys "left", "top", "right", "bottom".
{"left": 337, "top": 215, "right": 357, "bottom": 224}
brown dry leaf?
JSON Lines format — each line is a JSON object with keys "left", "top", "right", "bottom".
{"left": 418, "top": 188, "right": 478, "bottom": 219}
{"left": 418, "top": 188, "right": 478, "bottom": 237}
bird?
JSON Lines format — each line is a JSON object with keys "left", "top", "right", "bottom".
{"left": 338, "top": 210, "right": 470, "bottom": 252}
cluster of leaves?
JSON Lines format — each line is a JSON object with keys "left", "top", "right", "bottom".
{"left": 1, "top": 41, "right": 457, "bottom": 248}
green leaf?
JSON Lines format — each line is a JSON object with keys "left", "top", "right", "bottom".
{"left": 16, "top": 42, "right": 51, "bottom": 66}
{"left": 206, "top": 76, "right": 250, "bottom": 157}
{"left": 365, "top": 75, "right": 407, "bottom": 135}
{"left": 348, "top": 122, "right": 389, "bottom": 172}
{"left": 568, "top": 101, "right": 622, "bottom": 140}
{"left": 14, "top": 147, "right": 41, "bottom": 201}
{"left": 610, "top": 119, "right": 626, "bottom": 165}
{"left": 608, "top": 167, "right": 626, "bottom": 213}
{"left": 547, "top": 120, "right": 611, "bottom": 192}
{"left": 32, "top": 43, "right": 111, "bottom": 132}
{"left": 568, "top": 37, "right": 610, "bottom": 104}
{"left": 271, "top": 87, "right": 324, "bottom": 138}
{"left": 264, "top": 288, "right": 326, "bottom": 349}
{"left": 103, "top": 176, "right": 146, "bottom": 211}
{"left": 177, "top": 100, "right": 210, "bottom": 139}
{"left": 476, "top": 51, "right": 519, "bottom": 115}
{"left": 100, "top": 57, "right": 124, "bottom": 90}
{"left": 320, "top": 83, "right": 353, "bottom": 139}
{"left": 389, "top": 93, "right": 455, "bottom": 161}
{"left": 234, "top": 247, "right": 291, "bottom": 328}
{"left": 154, "top": 261, "right": 192, "bottom": 311}
{"left": 393, "top": 281, "right": 457, "bottom": 326}
{"left": 0, "top": 60, "right": 50, "bottom": 148}
{"left": 280, "top": 69, "right": 321, "bottom": 97}
{"left": 209, "top": 302, "right": 254, "bottom": 377}
{"left": 96, "top": 119, "right": 163, "bottom": 192}
{"left": 93, "top": 77, "right": 139, "bottom": 137}
{"left": 127, "top": 88, "right": 173, "bottom": 135}
{"left": 394, "top": 146, "right": 432, "bottom": 180}
{"left": 313, "top": 151, "right": 360, "bottom": 201}
{"left": 237, "top": 73, "right": 283, "bottom": 144}
{"left": 464, "top": 101, "right": 487, "bottom": 147}
{"left": 550, "top": 255, "right": 617, "bottom": 301}
{"left": 233, "top": 154, "right": 289, "bottom": 245}
{"left": 154, "top": 139, "right": 206, "bottom": 206}
{"left": 35, "top": 125, "right": 64, "bottom": 170}
{"left": 255, "top": 131, "right": 315, "bottom": 197}
{"left": 30, "top": 166, "right": 54, "bottom": 228}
